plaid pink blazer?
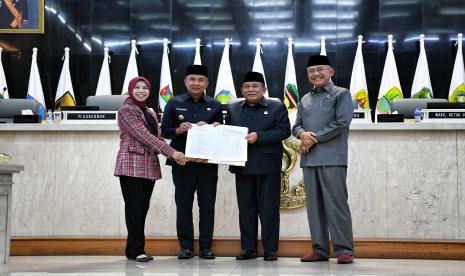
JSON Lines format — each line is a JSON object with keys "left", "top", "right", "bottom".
{"left": 114, "top": 98, "right": 176, "bottom": 180}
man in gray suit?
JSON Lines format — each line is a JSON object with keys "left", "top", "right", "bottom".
{"left": 292, "top": 55, "right": 354, "bottom": 264}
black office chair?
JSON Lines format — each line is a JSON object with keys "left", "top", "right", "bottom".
{"left": 85, "top": 95, "right": 128, "bottom": 111}
{"left": 0, "top": 99, "right": 41, "bottom": 123}
{"left": 391, "top": 99, "right": 447, "bottom": 118}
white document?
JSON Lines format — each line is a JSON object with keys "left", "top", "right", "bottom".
{"left": 185, "top": 124, "right": 248, "bottom": 166}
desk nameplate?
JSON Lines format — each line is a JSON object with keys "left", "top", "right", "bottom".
{"left": 352, "top": 109, "right": 372, "bottom": 124}
{"left": 61, "top": 111, "right": 118, "bottom": 124}
{"left": 421, "top": 109, "right": 465, "bottom": 123}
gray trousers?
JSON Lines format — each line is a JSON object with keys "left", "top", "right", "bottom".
{"left": 303, "top": 166, "right": 354, "bottom": 258}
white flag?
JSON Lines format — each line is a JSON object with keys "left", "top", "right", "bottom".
{"left": 320, "top": 36, "right": 331, "bottom": 82}
{"left": 214, "top": 38, "right": 236, "bottom": 104}
{"left": 0, "top": 47, "right": 8, "bottom": 100}
{"left": 448, "top": 33, "right": 465, "bottom": 102}
{"left": 411, "top": 34, "right": 433, "bottom": 99}
{"left": 320, "top": 36, "right": 327, "bottom": 56}
{"left": 95, "top": 47, "right": 112, "bottom": 96}
{"left": 121, "top": 40, "right": 139, "bottom": 95}
{"left": 55, "top": 47, "right": 76, "bottom": 109}
{"left": 376, "top": 35, "right": 403, "bottom": 117}
{"left": 26, "top": 48, "right": 46, "bottom": 119}
{"left": 283, "top": 37, "right": 299, "bottom": 126}
{"left": 194, "top": 38, "right": 202, "bottom": 65}
{"left": 159, "top": 38, "right": 173, "bottom": 112}
{"left": 252, "top": 38, "right": 269, "bottom": 98}
{"left": 350, "top": 35, "right": 370, "bottom": 110}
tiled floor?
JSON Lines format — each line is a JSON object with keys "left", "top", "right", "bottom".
{"left": 9, "top": 256, "right": 465, "bottom": 276}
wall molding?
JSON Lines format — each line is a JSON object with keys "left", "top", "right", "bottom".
{"left": 11, "top": 237, "right": 465, "bottom": 260}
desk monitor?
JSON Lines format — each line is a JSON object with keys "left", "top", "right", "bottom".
{"left": 0, "top": 99, "right": 41, "bottom": 123}
{"left": 86, "top": 95, "right": 128, "bottom": 111}
{"left": 426, "top": 102, "right": 465, "bottom": 109}
{"left": 391, "top": 99, "right": 447, "bottom": 118}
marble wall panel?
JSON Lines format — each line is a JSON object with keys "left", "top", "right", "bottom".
{"left": 52, "top": 133, "right": 121, "bottom": 236}
{"left": 279, "top": 152, "right": 310, "bottom": 238}
{"left": 0, "top": 194, "right": 8, "bottom": 263}
{"left": 212, "top": 165, "right": 240, "bottom": 237}
{"left": 3, "top": 129, "right": 463, "bottom": 240}
{"left": 348, "top": 131, "right": 388, "bottom": 238}
{"left": 457, "top": 131, "right": 465, "bottom": 239}
{"left": 0, "top": 133, "right": 56, "bottom": 236}
{"left": 386, "top": 131, "right": 459, "bottom": 239}
{"left": 144, "top": 157, "right": 177, "bottom": 236}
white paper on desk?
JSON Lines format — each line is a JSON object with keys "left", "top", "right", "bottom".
{"left": 185, "top": 124, "right": 248, "bottom": 165}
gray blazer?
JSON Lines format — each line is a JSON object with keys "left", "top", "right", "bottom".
{"left": 292, "top": 82, "right": 353, "bottom": 167}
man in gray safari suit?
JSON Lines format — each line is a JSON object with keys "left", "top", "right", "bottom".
{"left": 292, "top": 55, "right": 354, "bottom": 264}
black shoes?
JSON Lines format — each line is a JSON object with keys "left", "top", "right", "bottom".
{"left": 236, "top": 250, "right": 277, "bottom": 261}
{"left": 264, "top": 251, "right": 277, "bottom": 261}
{"left": 178, "top": 248, "right": 194, "bottom": 259}
{"left": 178, "top": 248, "right": 215, "bottom": 259}
{"left": 236, "top": 250, "right": 257, "bottom": 260}
{"left": 127, "top": 254, "right": 154, "bottom": 262}
{"left": 199, "top": 248, "right": 216, "bottom": 259}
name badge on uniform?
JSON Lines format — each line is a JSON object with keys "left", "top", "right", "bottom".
{"left": 178, "top": 115, "right": 184, "bottom": 120}
{"left": 176, "top": 108, "right": 187, "bottom": 111}
{"left": 264, "top": 111, "right": 269, "bottom": 115}
{"left": 207, "top": 107, "right": 211, "bottom": 111}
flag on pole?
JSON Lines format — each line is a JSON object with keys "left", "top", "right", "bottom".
{"left": 159, "top": 38, "right": 173, "bottom": 112}
{"left": 411, "top": 34, "right": 433, "bottom": 99}
{"left": 0, "top": 47, "right": 8, "bottom": 100}
{"left": 350, "top": 35, "right": 370, "bottom": 110}
{"left": 214, "top": 38, "right": 236, "bottom": 104}
{"left": 26, "top": 48, "right": 46, "bottom": 119}
{"left": 376, "top": 35, "right": 403, "bottom": 117}
{"left": 320, "top": 36, "right": 332, "bottom": 83}
{"left": 252, "top": 38, "right": 269, "bottom": 98}
{"left": 194, "top": 38, "right": 202, "bottom": 65}
{"left": 95, "top": 47, "right": 112, "bottom": 96}
{"left": 283, "top": 37, "right": 299, "bottom": 125}
{"left": 448, "top": 33, "right": 465, "bottom": 102}
{"left": 320, "top": 36, "right": 327, "bottom": 56}
{"left": 121, "top": 40, "right": 139, "bottom": 95}
{"left": 55, "top": 47, "right": 76, "bottom": 109}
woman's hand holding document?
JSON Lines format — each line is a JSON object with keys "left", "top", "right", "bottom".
{"left": 185, "top": 124, "right": 248, "bottom": 166}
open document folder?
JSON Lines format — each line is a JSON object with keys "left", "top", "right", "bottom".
{"left": 185, "top": 124, "right": 248, "bottom": 166}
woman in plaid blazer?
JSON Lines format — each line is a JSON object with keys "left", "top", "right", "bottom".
{"left": 115, "top": 76, "right": 186, "bottom": 262}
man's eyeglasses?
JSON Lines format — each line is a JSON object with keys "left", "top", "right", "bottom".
{"left": 307, "top": 66, "right": 331, "bottom": 74}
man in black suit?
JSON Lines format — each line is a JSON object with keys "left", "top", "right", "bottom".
{"left": 227, "top": 71, "right": 290, "bottom": 261}
{"left": 161, "top": 64, "right": 222, "bottom": 260}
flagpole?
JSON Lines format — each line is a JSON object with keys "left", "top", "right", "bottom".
{"left": 252, "top": 38, "right": 269, "bottom": 97}
{"left": 0, "top": 47, "right": 9, "bottom": 100}
{"left": 159, "top": 38, "right": 173, "bottom": 115}
{"left": 121, "top": 40, "right": 139, "bottom": 95}
{"left": 320, "top": 36, "right": 327, "bottom": 56}
{"left": 194, "top": 38, "right": 202, "bottom": 65}
{"left": 448, "top": 33, "right": 465, "bottom": 102}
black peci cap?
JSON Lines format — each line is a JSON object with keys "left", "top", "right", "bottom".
{"left": 185, "top": 64, "right": 208, "bottom": 77}
{"left": 307, "top": 55, "right": 331, "bottom": 67}
{"left": 242, "top": 71, "right": 265, "bottom": 84}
